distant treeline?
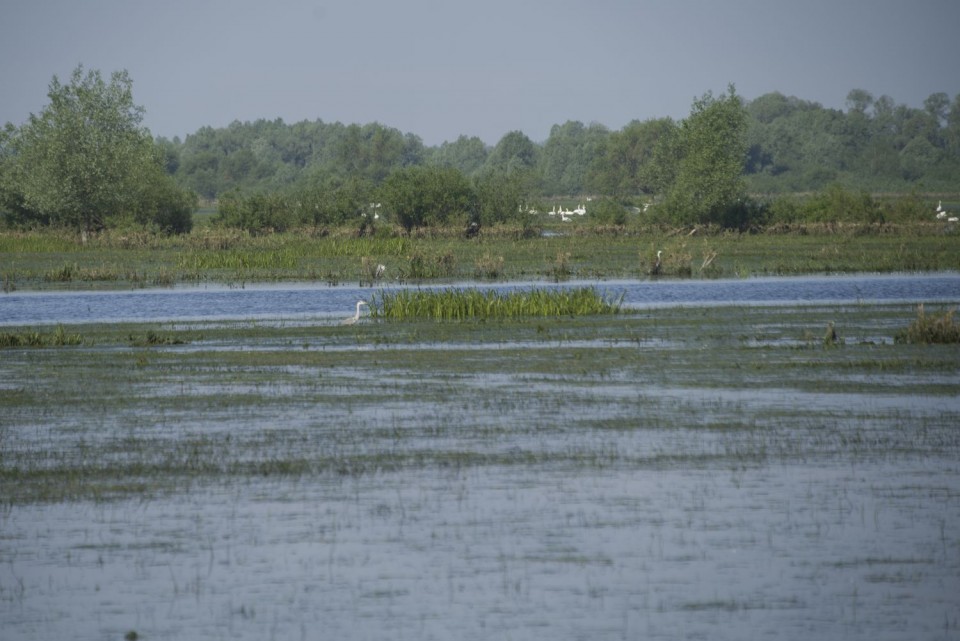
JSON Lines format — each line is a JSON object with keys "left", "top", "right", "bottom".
{"left": 161, "top": 89, "right": 960, "bottom": 200}
{"left": 3, "top": 67, "right": 957, "bottom": 235}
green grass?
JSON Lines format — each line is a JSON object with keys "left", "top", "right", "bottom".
{"left": 372, "top": 287, "right": 622, "bottom": 320}
{"left": 1, "top": 222, "right": 958, "bottom": 291}
{"left": 0, "top": 324, "right": 83, "bottom": 348}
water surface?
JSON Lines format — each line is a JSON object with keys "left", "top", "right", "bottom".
{"left": 2, "top": 273, "right": 958, "bottom": 326}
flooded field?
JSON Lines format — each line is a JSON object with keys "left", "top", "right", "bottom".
{"left": 1, "top": 297, "right": 959, "bottom": 640}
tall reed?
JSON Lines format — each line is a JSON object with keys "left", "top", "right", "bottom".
{"left": 894, "top": 304, "right": 960, "bottom": 344}
{"left": 372, "top": 287, "right": 622, "bottom": 321}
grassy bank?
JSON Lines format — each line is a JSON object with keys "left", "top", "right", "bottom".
{"left": 1, "top": 221, "right": 958, "bottom": 291}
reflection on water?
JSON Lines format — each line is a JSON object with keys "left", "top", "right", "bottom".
{"left": 2, "top": 273, "right": 959, "bottom": 326}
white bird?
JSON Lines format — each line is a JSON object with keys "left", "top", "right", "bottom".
{"left": 549, "top": 206, "right": 557, "bottom": 216}
{"left": 949, "top": 216, "right": 959, "bottom": 223}
{"left": 936, "top": 211, "right": 947, "bottom": 220}
{"left": 342, "top": 300, "right": 369, "bottom": 325}
{"left": 374, "top": 264, "right": 386, "bottom": 280}
{"left": 574, "top": 203, "right": 586, "bottom": 215}
{"left": 560, "top": 213, "right": 571, "bottom": 222}
{"left": 650, "top": 250, "right": 663, "bottom": 276}
{"left": 937, "top": 200, "right": 944, "bottom": 211}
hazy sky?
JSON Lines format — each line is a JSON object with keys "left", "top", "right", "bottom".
{"left": 2, "top": 0, "right": 958, "bottom": 146}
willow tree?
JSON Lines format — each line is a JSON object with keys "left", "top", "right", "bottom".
{"left": 1, "top": 65, "right": 194, "bottom": 232}
{"left": 647, "top": 85, "right": 749, "bottom": 227}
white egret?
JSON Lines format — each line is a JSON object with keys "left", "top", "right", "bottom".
{"left": 374, "top": 264, "right": 386, "bottom": 279}
{"left": 342, "top": 300, "right": 369, "bottom": 325}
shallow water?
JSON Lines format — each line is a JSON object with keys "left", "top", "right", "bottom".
{"left": 2, "top": 272, "right": 958, "bottom": 326}
{"left": 3, "top": 461, "right": 958, "bottom": 641}
{"left": 2, "top": 285, "right": 959, "bottom": 640}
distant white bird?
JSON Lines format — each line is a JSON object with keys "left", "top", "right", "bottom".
{"left": 342, "top": 300, "right": 369, "bottom": 325}
{"left": 574, "top": 203, "right": 586, "bottom": 216}
{"left": 949, "top": 216, "right": 959, "bottom": 223}
{"left": 374, "top": 264, "right": 386, "bottom": 279}
{"left": 937, "top": 200, "right": 944, "bottom": 211}
{"left": 560, "top": 213, "right": 571, "bottom": 222}
{"left": 650, "top": 250, "right": 663, "bottom": 276}
{"left": 549, "top": 206, "right": 557, "bottom": 216}
{"left": 937, "top": 211, "right": 947, "bottom": 220}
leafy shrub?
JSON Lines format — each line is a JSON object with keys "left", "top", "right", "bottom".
{"left": 214, "top": 191, "right": 297, "bottom": 233}
{"left": 801, "top": 184, "right": 882, "bottom": 223}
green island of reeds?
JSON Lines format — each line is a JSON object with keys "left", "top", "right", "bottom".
{"left": 372, "top": 287, "right": 622, "bottom": 320}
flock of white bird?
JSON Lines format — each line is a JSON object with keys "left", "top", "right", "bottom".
{"left": 935, "top": 200, "right": 958, "bottom": 223}
{"left": 521, "top": 203, "right": 588, "bottom": 221}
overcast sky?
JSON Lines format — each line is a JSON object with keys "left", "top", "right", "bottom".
{"left": 2, "top": 0, "right": 958, "bottom": 146}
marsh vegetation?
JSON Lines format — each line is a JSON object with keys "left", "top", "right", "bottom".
{"left": 2, "top": 221, "right": 958, "bottom": 292}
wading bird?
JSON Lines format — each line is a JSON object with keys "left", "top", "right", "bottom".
{"left": 650, "top": 250, "right": 663, "bottom": 276}
{"left": 342, "top": 300, "right": 369, "bottom": 325}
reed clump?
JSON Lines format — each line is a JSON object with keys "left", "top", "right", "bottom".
{"left": 0, "top": 324, "right": 82, "bottom": 348}
{"left": 894, "top": 305, "right": 960, "bottom": 344}
{"left": 373, "top": 287, "right": 622, "bottom": 321}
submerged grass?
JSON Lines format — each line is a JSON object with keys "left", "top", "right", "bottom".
{"left": 1, "top": 302, "right": 958, "bottom": 505}
{"left": 372, "top": 287, "right": 622, "bottom": 320}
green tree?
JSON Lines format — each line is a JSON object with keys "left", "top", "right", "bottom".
{"left": 648, "top": 85, "right": 749, "bottom": 227}
{"left": 539, "top": 121, "right": 608, "bottom": 195}
{"left": 381, "top": 166, "right": 474, "bottom": 232}
{"left": 429, "top": 135, "right": 489, "bottom": 176}
{"left": 0, "top": 65, "right": 193, "bottom": 232}
{"left": 587, "top": 118, "right": 672, "bottom": 197}
{"left": 484, "top": 130, "right": 539, "bottom": 174}
{"left": 472, "top": 169, "right": 527, "bottom": 225}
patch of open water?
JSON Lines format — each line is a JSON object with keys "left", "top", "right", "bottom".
{"left": 2, "top": 272, "right": 958, "bottom": 326}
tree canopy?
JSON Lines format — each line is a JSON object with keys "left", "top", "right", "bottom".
{"left": 0, "top": 65, "right": 194, "bottom": 232}
{"left": 3, "top": 65, "right": 959, "bottom": 234}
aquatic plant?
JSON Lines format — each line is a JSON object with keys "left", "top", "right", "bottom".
{"left": 0, "top": 324, "right": 82, "bottom": 348}
{"left": 474, "top": 252, "right": 505, "bottom": 279}
{"left": 372, "top": 287, "right": 622, "bottom": 321}
{"left": 894, "top": 304, "right": 960, "bottom": 344}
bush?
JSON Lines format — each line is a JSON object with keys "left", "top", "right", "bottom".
{"left": 589, "top": 198, "right": 628, "bottom": 226}
{"left": 801, "top": 184, "right": 882, "bottom": 223}
{"left": 214, "top": 191, "right": 296, "bottom": 233}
